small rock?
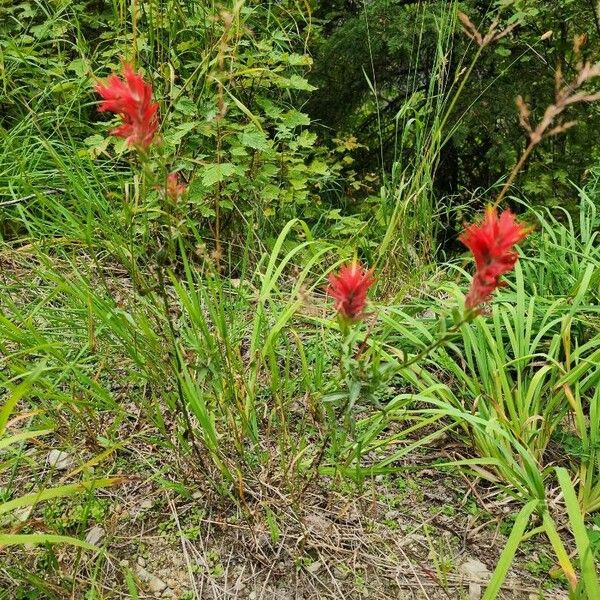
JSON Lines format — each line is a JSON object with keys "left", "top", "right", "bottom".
{"left": 333, "top": 566, "right": 349, "bottom": 580}
{"left": 137, "top": 556, "right": 146, "bottom": 567}
{"left": 14, "top": 507, "right": 33, "bottom": 522}
{"left": 136, "top": 566, "right": 167, "bottom": 594}
{"left": 136, "top": 566, "right": 152, "bottom": 582}
{"left": 166, "top": 579, "right": 178, "bottom": 588}
{"left": 140, "top": 498, "right": 153, "bottom": 510}
{"left": 47, "top": 449, "right": 73, "bottom": 470}
{"left": 306, "top": 560, "right": 322, "bottom": 574}
{"left": 161, "top": 590, "right": 175, "bottom": 598}
{"left": 460, "top": 559, "right": 490, "bottom": 600}
{"left": 148, "top": 576, "right": 166, "bottom": 594}
{"left": 85, "top": 525, "right": 105, "bottom": 545}
{"left": 459, "top": 558, "right": 490, "bottom": 580}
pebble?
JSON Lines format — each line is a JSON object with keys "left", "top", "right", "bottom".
{"left": 459, "top": 558, "right": 489, "bottom": 580}
{"left": 14, "top": 507, "right": 33, "bottom": 522}
{"left": 137, "top": 566, "right": 167, "bottom": 594}
{"left": 47, "top": 449, "right": 73, "bottom": 470}
{"left": 85, "top": 525, "right": 105, "bottom": 545}
{"left": 136, "top": 565, "right": 167, "bottom": 594}
{"left": 137, "top": 556, "right": 146, "bottom": 567}
{"left": 460, "top": 558, "right": 490, "bottom": 600}
{"left": 148, "top": 577, "right": 167, "bottom": 594}
{"left": 306, "top": 560, "right": 322, "bottom": 574}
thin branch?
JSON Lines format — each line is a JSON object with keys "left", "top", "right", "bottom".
{"left": 0, "top": 189, "right": 64, "bottom": 208}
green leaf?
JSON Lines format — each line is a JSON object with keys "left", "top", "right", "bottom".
{"left": 0, "top": 478, "right": 121, "bottom": 516}
{"left": 67, "top": 58, "right": 90, "bottom": 77}
{"left": 273, "top": 74, "right": 316, "bottom": 91}
{"left": 0, "top": 533, "right": 98, "bottom": 550}
{"left": 482, "top": 500, "right": 538, "bottom": 600}
{"left": 281, "top": 110, "right": 310, "bottom": 128}
{"left": 0, "top": 429, "right": 52, "bottom": 451}
{"left": 174, "top": 97, "right": 198, "bottom": 116}
{"left": 125, "top": 567, "right": 140, "bottom": 599}
{"left": 164, "top": 122, "right": 199, "bottom": 146}
{"left": 201, "top": 163, "right": 240, "bottom": 186}
{"left": 239, "top": 129, "right": 271, "bottom": 151}
{"left": 556, "top": 467, "right": 600, "bottom": 598}
{"left": 494, "top": 46, "right": 511, "bottom": 57}
{"left": 0, "top": 367, "right": 43, "bottom": 435}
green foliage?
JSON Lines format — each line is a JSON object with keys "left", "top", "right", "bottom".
{"left": 3, "top": 0, "right": 600, "bottom": 597}
{"left": 1, "top": 0, "right": 339, "bottom": 251}
{"left": 0, "top": 369, "right": 118, "bottom": 550}
{"left": 308, "top": 0, "right": 600, "bottom": 208}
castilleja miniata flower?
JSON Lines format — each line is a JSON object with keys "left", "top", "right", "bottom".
{"left": 460, "top": 207, "right": 531, "bottom": 309}
{"left": 327, "top": 261, "right": 375, "bottom": 321}
{"left": 95, "top": 63, "right": 159, "bottom": 150}
{"left": 166, "top": 172, "right": 186, "bottom": 201}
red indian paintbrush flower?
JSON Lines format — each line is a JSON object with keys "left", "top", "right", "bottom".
{"left": 460, "top": 207, "right": 531, "bottom": 309}
{"left": 327, "top": 261, "right": 375, "bottom": 321}
{"left": 95, "top": 63, "right": 159, "bottom": 150}
{"left": 166, "top": 172, "right": 186, "bottom": 201}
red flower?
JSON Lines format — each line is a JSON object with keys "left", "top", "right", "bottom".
{"left": 460, "top": 207, "right": 531, "bottom": 309}
{"left": 327, "top": 262, "right": 375, "bottom": 321}
{"left": 95, "top": 63, "right": 159, "bottom": 150}
{"left": 166, "top": 172, "right": 186, "bottom": 201}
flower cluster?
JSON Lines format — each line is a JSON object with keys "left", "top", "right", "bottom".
{"left": 93, "top": 66, "right": 528, "bottom": 320}
{"left": 95, "top": 63, "right": 159, "bottom": 150}
{"left": 327, "top": 262, "right": 375, "bottom": 322}
{"left": 460, "top": 207, "right": 531, "bottom": 309}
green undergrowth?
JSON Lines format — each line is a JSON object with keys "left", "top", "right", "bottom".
{"left": 2, "top": 1, "right": 600, "bottom": 598}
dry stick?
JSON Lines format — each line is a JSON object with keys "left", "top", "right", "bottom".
{"left": 456, "top": 13, "right": 600, "bottom": 208}
{"left": 0, "top": 188, "right": 64, "bottom": 207}
{"left": 494, "top": 60, "right": 600, "bottom": 207}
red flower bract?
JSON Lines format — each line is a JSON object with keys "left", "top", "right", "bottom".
{"left": 95, "top": 64, "right": 159, "bottom": 150}
{"left": 327, "top": 262, "right": 375, "bottom": 321}
{"left": 460, "top": 207, "right": 531, "bottom": 309}
{"left": 166, "top": 172, "right": 186, "bottom": 201}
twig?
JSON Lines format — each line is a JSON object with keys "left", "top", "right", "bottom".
{"left": 495, "top": 52, "right": 600, "bottom": 206}
{"left": 0, "top": 188, "right": 64, "bottom": 207}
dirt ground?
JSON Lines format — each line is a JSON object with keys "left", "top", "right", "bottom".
{"left": 0, "top": 428, "right": 571, "bottom": 600}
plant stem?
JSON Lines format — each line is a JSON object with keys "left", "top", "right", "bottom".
{"left": 493, "top": 141, "right": 536, "bottom": 208}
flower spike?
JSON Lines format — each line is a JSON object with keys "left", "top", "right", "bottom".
{"left": 327, "top": 261, "right": 375, "bottom": 321}
{"left": 95, "top": 63, "right": 159, "bottom": 150}
{"left": 460, "top": 207, "right": 532, "bottom": 309}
